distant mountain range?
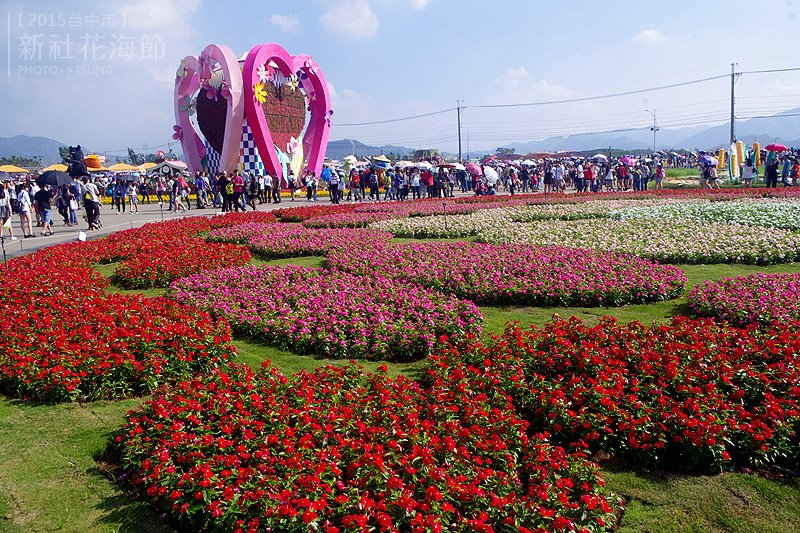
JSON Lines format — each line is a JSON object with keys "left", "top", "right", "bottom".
{"left": 4, "top": 108, "right": 800, "bottom": 164}
{"left": 0, "top": 135, "right": 66, "bottom": 163}
{"left": 325, "top": 139, "right": 414, "bottom": 160}
{"left": 504, "top": 108, "right": 800, "bottom": 154}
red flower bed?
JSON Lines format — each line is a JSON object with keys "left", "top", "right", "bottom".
{"left": 113, "top": 240, "right": 251, "bottom": 289}
{"left": 273, "top": 204, "right": 357, "bottom": 222}
{"left": 428, "top": 317, "right": 800, "bottom": 472}
{"left": 114, "top": 363, "right": 621, "bottom": 532}
{"left": 95, "top": 214, "right": 269, "bottom": 288}
{"left": 0, "top": 213, "right": 268, "bottom": 402}
{"left": 0, "top": 291, "right": 234, "bottom": 402}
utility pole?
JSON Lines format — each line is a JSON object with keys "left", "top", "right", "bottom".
{"left": 730, "top": 63, "right": 740, "bottom": 145}
{"left": 645, "top": 109, "right": 659, "bottom": 153}
{"left": 456, "top": 100, "right": 463, "bottom": 163}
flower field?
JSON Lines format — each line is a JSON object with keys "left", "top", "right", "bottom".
{"left": 688, "top": 271, "right": 800, "bottom": 326}
{"left": 208, "top": 222, "right": 393, "bottom": 258}
{"left": 113, "top": 363, "right": 621, "bottom": 532}
{"left": 170, "top": 264, "right": 482, "bottom": 361}
{"left": 430, "top": 317, "right": 800, "bottom": 471}
{"left": 327, "top": 241, "right": 686, "bottom": 306}
{"left": 477, "top": 218, "right": 800, "bottom": 264}
{"left": 610, "top": 198, "right": 800, "bottom": 231}
{"left": 4, "top": 187, "right": 800, "bottom": 532}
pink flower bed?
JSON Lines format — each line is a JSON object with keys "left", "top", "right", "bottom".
{"left": 688, "top": 271, "right": 800, "bottom": 326}
{"left": 327, "top": 241, "right": 686, "bottom": 306}
{"left": 169, "top": 265, "right": 482, "bottom": 361}
{"left": 207, "top": 223, "right": 393, "bottom": 258}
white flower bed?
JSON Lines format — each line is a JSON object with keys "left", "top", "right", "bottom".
{"left": 476, "top": 218, "right": 800, "bottom": 265}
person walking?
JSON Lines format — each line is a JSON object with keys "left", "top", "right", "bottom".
{"left": 16, "top": 183, "right": 34, "bottom": 238}
{"left": 81, "top": 176, "right": 102, "bottom": 229}
{"left": 230, "top": 170, "right": 244, "bottom": 211}
{"left": 0, "top": 182, "right": 17, "bottom": 241}
{"left": 247, "top": 173, "right": 258, "bottom": 210}
{"left": 126, "top": 179, "right": 139, "bottom": 213}
{"left": 329, "top": 168, "right": 340, "bottom": 204}
{"left": 305, "top": 170, "right": 315, "bottom": 201}
{"left": 271, "top": 173, "right": 282, "bottom": 203}
{"left": 766, "top": 157, "right": 780, "bottom": 188}
{"left": 34, "top": 184, "right": 54, "bottom": 236}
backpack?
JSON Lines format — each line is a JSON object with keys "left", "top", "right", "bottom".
{"left": 225, "top": 182, "right": 234, "bottom": 195}
{"left": 10, "top": 196, "right": 20, "bottom": 214}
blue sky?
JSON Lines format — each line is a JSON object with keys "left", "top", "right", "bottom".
{"left": 2, "top": 0, "right": 800, "bottom": 157}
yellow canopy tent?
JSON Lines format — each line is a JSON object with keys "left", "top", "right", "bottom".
{"left": 0, "top": 164, "right": 29, "bottom": 173}
{"left": 139, "top": 162, "right": 158, "bottom": 171}
{"left": 41, "top": 163, "right": 68, "bottom": 172}
{"left": 109, "top": 163, "right": 139, "bottom": 172}
{"left": 89, "top": 166, "right": 109, "bottom": 172}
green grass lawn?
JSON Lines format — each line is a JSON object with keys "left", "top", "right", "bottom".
{"left": 4, "top": 252, "right": 800, "bottom": 532}
{"left": 665, "top": 168, "right": 699, "bottom": 179}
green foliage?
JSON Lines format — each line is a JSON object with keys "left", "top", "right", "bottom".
{"left": 0, "top": 155, "right": 41, "bottom": 168}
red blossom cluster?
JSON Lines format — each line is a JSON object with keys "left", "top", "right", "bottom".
{"left": 428, "top": 317, "right": 800, "bottom": 472}
{"left": 114, "top": 362, "right": 621, "bottom": 532}
{"left": 0, "top": 212, "right": 271, "bottom": 401}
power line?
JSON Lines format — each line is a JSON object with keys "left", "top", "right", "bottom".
{"left": 337, "top": 73, "right": 738, "bottom": 127}
{"left": 337, "top": 107, "right": 455, "bottom": 127}
{"left": 738, "top": 67, "right": 800, "bottom": 75}
{"left": 464, "top": 74, "right": 730, "bottom": 110}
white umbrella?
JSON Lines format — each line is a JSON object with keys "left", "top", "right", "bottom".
{"left": 521, "top": 159, "right": 536, "bottom": 166}
{"left": 415, "top": 161, "right": 432, "bottom": 170}
{"left": 394, "top": 160, "right": 413, "bottom": 169}
{"left": 453, "top": 163, "right": 466, "bottom": 170}
{"left": 483, "top": 166, "right": 499, "bottom": 185}
{"left": 590, "top": 154, "right": 608, "bottom": 162}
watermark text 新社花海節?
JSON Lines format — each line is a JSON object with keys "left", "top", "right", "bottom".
{"left": 8, "top": 10, "right": 166, "bottom": 78}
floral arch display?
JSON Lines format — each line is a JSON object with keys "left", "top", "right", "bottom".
{"left": 173, "top": 43, "right": 332, "bottom": 184}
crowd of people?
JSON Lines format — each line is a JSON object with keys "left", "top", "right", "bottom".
{"left": 3, "top": 147, "right": 799, "bottom": 242}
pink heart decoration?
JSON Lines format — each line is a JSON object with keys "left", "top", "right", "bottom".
{"left": 242, "top": 43, "right": 332, "bottom": 181}
{"left": 174, "top": 44, "right": 243, "bottom": 175}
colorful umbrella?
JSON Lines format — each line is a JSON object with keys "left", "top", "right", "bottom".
{"left": 765, "top": 143, "right": 789, "bottom": 152}
{"left": 699, "top": 155, "right": 718, "bottom": 166}
{"left": 619, "top": 156, "right": 636, "bottom": 166}
{"left": 465, "top": 162, "right": 482, "bottom": 176}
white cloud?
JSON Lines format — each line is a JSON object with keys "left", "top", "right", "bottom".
{"left": 491, "top": 67, "right": 572, "bottom": 100}
{"left": 319, "top": 0, "right": 379, "bottom": 39}
{"left": 269, "top": 14, "right": 300, "bottom": 32}
{"left": 327, "top": 82, "right": 374, "bottom": 127}
{"left": 632, "top": 28, "right": 668, "bottom": 44}
{"left": 410, "top": 0, "right": 433, "bottom": 9}
{"left": 118, "top": 0, "right": 200, "bottom": 32}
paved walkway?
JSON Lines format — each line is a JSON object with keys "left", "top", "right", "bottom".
{"left": 1, "top": 188, "right": 524, "bottom": 260}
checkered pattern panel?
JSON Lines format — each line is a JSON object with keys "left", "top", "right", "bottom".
{"left": 240, "top": 118, "right": 266, "bottom": 176}
{"left": 203, "top": 139, "right": 221, "bottom": 177}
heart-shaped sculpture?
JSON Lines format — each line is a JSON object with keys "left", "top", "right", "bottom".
{"left": 261, "top": 83, "right": 306, "bottom": 156}
{"left": 174, "top": 44, "right": 243, "bottom": 174}
{"left": 243, "top": 43, "right": 332, "bottom": 181}
{"left": 196, "top": 88, "right": 229, "bottom": 155}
